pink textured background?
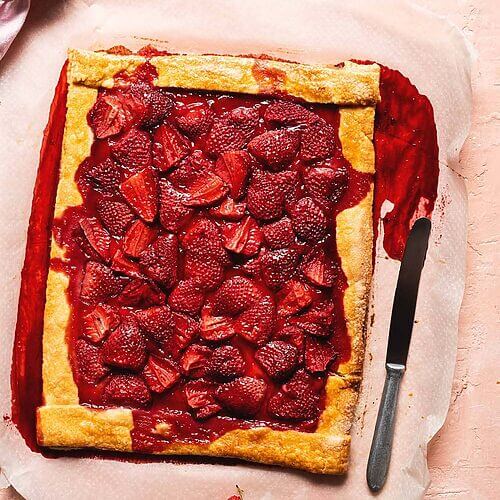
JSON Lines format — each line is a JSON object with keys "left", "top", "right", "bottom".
{"left": 422, "top": 0, "right": 500, "bottom": 498}
{"left": 1, "top": 1, "right": 498, "bottom": 498}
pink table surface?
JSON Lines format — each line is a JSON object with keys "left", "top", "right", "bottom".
{"left": 423, "top": 0, "right": 500, "bottom": 498}
{"left": 1, "top": 1, "right": 498, "bottom": 498}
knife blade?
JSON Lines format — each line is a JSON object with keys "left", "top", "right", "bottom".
{"left": 386, "top": 217, "right": 432, "bottom": 366}
{"left": 367, "top": 217, "right": 431, "bottom": 492}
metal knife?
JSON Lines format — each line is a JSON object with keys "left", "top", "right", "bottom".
{"left": 367, "top": 217, "right": 432, "bottom": 492}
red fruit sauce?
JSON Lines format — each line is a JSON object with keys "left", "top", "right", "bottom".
{"left": 374, "top": 66, "right": 439, "bottom": 259}
{"left": 11, "top": 53, "right": 438, "bottom": 458}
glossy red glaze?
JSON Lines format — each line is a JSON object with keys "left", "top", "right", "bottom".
{"left": 10, "top": 62, "right": 69, "bottom": 451}
{"left": 10, "top": 55, "right": 438, "bottom": 457}
{"left": 374, "top": 65, "right": 439, "bottom": 259}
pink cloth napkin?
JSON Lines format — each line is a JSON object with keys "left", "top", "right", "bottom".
{"left": 0, "top": 0, "right": 30, "bottom": 60}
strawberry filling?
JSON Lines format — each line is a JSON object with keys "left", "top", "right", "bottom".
{"left": 50, "top": 61, "right": 371, "bottom": 448}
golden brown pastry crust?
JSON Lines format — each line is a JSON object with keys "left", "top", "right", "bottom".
{"left": 37, "top": 49, "right": 379, "bottom": 474}
{"left": 68, "top": 49, "right": 380, "bottom": 105}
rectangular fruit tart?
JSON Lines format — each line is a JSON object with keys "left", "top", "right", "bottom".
{"left": 13, "top": 46, "right": 383, "bottom": 474}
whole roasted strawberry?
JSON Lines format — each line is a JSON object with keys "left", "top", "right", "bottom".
{"left": 215, "top": 377, "right": 267, "bottom": 417}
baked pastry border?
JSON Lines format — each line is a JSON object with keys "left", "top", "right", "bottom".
{"left": 37, "top": 49, "right": 379, "bottom": 474}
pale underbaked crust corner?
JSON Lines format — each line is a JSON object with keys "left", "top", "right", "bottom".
{"left": 37, "top": 48, "right": 380, "bottom": 474}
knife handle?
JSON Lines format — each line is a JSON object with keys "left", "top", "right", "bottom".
{"left": 367, "top": 363, "right": 405, "bottom": 492}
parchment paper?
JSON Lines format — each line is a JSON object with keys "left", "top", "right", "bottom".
{"left": 0, "top": 1, "right": 473, "bottom": 498}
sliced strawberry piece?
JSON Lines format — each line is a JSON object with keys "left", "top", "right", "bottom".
{"left": 143, "top": 91, "right": 173, "bottom": 128}
{"left": 159, "top": 179, "right": 194, "bottom": 233}
{"left": 89, "top": 95, "right": 126, "bottom": 138}
{"left": 79, "top": 217, "right": 111, "bottom": 261}
{"left": 222, "top": 216, "right": 263, "bottom": 257}
{"left": 111, "top": 249, "right": 143, "bottom": 278}
{"left": 300, "top": 299, "right": 335, "bottom": 323}
{"left": 292, "top": 318, "right": 332, "bottom": 337}
{"left": 255, "top": 341, "right": 299, "bottom": 380}
{"left": 294, "top": 320, "right": 330, "bottom": 338}
{"left": 274, "top": 325, "right": 305, "bottom": 355}
{"left": 185, "top": 379, "right": 221, "bottom": 419}
{"left": 248, "top": 129, "right": 300, "bottom": 169}
{"left": 302, "top": 247, "right": 339, "bottom": 287}
{"left": 75, "top": 339, "right": 110, "bottom": 383}
{"left": 209, "top": 198, "right": 246, "bottom": 221}
{"left": 153, "top": 123, "right": 191, "bottom": 171}
{"left": 101, "top": 315, "right": 147, "bottom": 371}
{"left": 300, "top": 118, "right": 336, "bottom": 162}
{"left": 292, "top": 299, "right": 335, "bottom": 338}
{"left": 276, "top": 280, "right": 315, "bottom": 316}
{"left": 175, "top": 102, "right": 214, "bottom": 138}
{"left": 142, "top": 356, "right": 180, "bottom": 393}
{"left": 235, "top": 296, "right": 275, "bottom": 346}
{"left": 168, "top": 151, "right": 214, "bottom": 190}
{"left": 139, "top": 233, "right": 178, "bottom": 287}
{"left": 135, "top": 305, "right": 174, "bottom": 344}
{"left": 97, "top": 199, "right": 135, "bottom": 236}
{"left": 263, "top": 100, "right": 317, "bottom": 127}
{"left": 303, "top": 163, "right": 348, "bottom": 203}
{"left": 206, "top": 106, "right": 259, "bottom": 157}
{"left": 168, "top": 279, "right": 205, "bottom": 315}
{"left": 75, "top": 226, "right": 100, "bottom": 260}
{"left": 110, "top": 128, "right": 152, "bottom": 171}
{"left": 130, "top": 82, "right": 173, "bottom": 127}
{"left": 180, "top": 344, "right": 212, "bottom": 378}
{"left": 246, "top": 170, "right": 284, "bottom": 221}
{"left": 240, "top": 254, "right": 263, "bottom": 278}
{"left": 282, "top": 368, "right": 319, "bottom": 396}
{"left": 122, "top": 219, "right": 158, "bottom": 258}
{"left": 163, "top": 312, "right": 200, "bottom": 358}
{"left": 181, "top": 217, "right": 226, "bottom": 259}
{"left": 214, "top": 151, "right": 251, "bottom": 199}
{"left": 268, "top": 387, "right": 320, "bottom": 421}
{"left": 89, "top": 93, "right": 144, "bottom": 139}
{"left": 115, "top": 278, "right": 166, "bottom": 308}
{"left": 169, "top": 313, "right": 200, "bottom": 351}
{"left": 80, "top": 261, "right": 126, "bottom": 305}
{"left": 215, "top": 376, "right": 266, "bottom": 417}
{"left": 184, "top": 253, "right": 225, "bottom": 291}
{"left": 289, "top": 197, "right": 328, "bottom": 243}
{"left": 104, "top": 374, "right": 152, "bottom": 408}
{"left": 80, "top": 157, "right": 122, "bottom": 195}
{"left": 274, "top": 170, "right": 300, "bottom": 195}
{"left": 119, "top": 168, "right": 158, "bottom": 222}
{"left": 83, "top": 304, "right": 120, "bottom": 343}
{"left": 247, "top": 170, "right": 298, "bottom": 221}
{"left": 200, "top": 308, "right": 236, "bottom": 342}
{"left": 262, "top": 217, "right": 295, "bottom": 249}
{"left": 260, "top": 248, "right": 300, "bottom": 289}
{"left": 182, "top": 170, "right": 228, "bottom": 207}
{"left": 212, "top": 276, "right": 259, "bottom": 316}
{"left": 182, "top": 218, "right": 230, "bottom": 272}
{"left": 205, "top": 345, "right": 246, "bottom": 381}
{"left": 304, "top": 336, "right": 337, "bottom": 373}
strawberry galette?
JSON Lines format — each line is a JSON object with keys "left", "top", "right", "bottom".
{"left": 33, "top": 48, "right": 380, "bottom": 473}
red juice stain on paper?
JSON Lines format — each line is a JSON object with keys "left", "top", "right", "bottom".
{"left": 10, "top": 62, "right": 69, "bottom": 451}
{"left": 374, "top": 65, "right": 439, "bottom": 259}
